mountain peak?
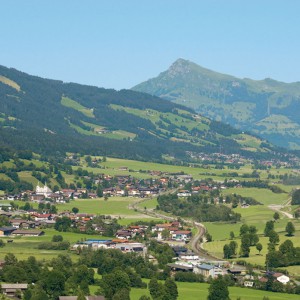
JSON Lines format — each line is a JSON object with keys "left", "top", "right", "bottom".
{"left": 167, "top": 58, "right": 194, "bottom": 77}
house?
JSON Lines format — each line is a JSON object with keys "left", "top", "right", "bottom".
{"left": 0, "top": 227, "right": 16, "bottom": 236}
{"left": 10, "top": 219, "right": 35, "bottom": 229}
{"left": 115, "top": 230, "right": 133, "bottom": 240}
{"left": 1, "top": 283, "right": 28, "bottom": 297}
{"left": 194, "top": 264, "right": 224, "bottom": 278}
{"left": 32, "top": 213, "right": 53, "bottom": 221}
{"left": 152, "top": 223, "right": 172, "bottom": 232}
{"left": 172, "top": 230, "right": 192, "bottom": 241}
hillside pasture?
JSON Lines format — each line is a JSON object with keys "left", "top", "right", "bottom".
{"left": 223, "top": 187, "right": 288, "bottom": 206}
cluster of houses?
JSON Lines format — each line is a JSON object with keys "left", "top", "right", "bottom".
{"left": 168, "top": 254, "right": 291, "bottom": 287}
{"left": 187, "top": 151, "right": 298, "bottom": 168}
{"left": 151, "top": 221, "right": 192, "bottom": 242}
{"left": 0, "top": 211, "right": 56, "bottom": 237}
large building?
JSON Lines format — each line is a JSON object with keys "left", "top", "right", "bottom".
{"left": 36, "top": 183, "right": 52, "bottom": 197}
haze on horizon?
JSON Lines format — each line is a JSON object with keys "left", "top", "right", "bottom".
{"left": 1, "top": 0, "right": 299, "bottom": 90}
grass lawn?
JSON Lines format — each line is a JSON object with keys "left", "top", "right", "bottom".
{"left": 18, "top": 171, "right": 39, "bottom": 186}
{"left": 129, "top": 281, "right": 300, "bottom": 300}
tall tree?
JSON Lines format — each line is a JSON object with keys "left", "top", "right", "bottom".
{"left": 207, "top": 276, "right": 230, "bottom": 300}
{"left": 240, "top": 235, "right": 251, "bottom": 257}
{"left": 100, "top": 269, "right": 130, "bottom": 300}
{"left": 285, "top": 221, "right": 295, "bottom": 236}
{"left": 148, "top": 277, "right": 164, "bottom": 300}
{"left": 164, "top": 277, "right": 178, "bottom": 300}
{"left": 268, "top": 230, "right": 279, "bottom": 244}
{"left": 273, "top": 212, "right": 280, "bottom": 222}
{"left": 264, "top": 220, "right": 274, "bottom": 237}
{"left": 256, "top": 243, "right": 263, "bottom": 254}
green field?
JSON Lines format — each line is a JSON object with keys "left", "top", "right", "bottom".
{"left": 223, "top": 187, "right": 289, "bottom": 206}
{"left": 61, "top": 96, "right": 94, "bottom": 118}
{"left": 57, "top": 197, "right": 148, "bottom": 217}
{"left": 90, "top": 278, "right": 300, "bottom": 300}
{"left": 18, "top": 171, "right": 39, "bottom": 186}
{"left": 204, "top": 218, "right": 300, "bottom": 275}
{"left": 0, "top": 228, "right": 110, "bottom": 261}
{"left": 129, "top": 281, "right": 300, "bottom": 300}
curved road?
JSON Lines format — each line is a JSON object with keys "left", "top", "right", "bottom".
{"left": 129, "top": 197, "right": 218, "bottom": 260}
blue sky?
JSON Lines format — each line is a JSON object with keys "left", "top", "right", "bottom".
{"left": 1, "top": 0, "right": 299, "bottom": 89}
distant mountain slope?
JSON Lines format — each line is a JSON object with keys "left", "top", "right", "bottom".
{"left": 132, "top": 59, "right": 300, "bottom": 150}
{"left": 0, "top": 64, "right": 282, "bottom": 162}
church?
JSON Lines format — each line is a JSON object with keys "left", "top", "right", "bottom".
{"left": 35, "top": 183, "right": 52, "bottom": 197}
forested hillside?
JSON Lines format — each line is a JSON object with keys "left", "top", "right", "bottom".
{"left": 0, "top": 65, "right": 286, "bottom": 162}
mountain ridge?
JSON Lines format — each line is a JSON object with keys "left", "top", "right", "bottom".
{"left": 0, "top": 64, "right": 288, "bottom": 162}
{"left": 132, "top": 59, "right": 300, "bottom": 150}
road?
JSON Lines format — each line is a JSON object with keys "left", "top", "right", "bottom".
{"left": 129, "top": 196, "right": 219, "bottom": 260}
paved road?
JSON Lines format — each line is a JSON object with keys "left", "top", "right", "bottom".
{"left": 130, "top": 196, "right": 218, "bottom": 260}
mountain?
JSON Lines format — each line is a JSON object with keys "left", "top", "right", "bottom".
{"left": 132, "top": 58, "right": 300, "bottom": 150}
{"left": 0, "top": 64, "right": 284, "bottom": 162}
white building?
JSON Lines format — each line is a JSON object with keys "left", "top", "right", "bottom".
{"left": 36, "top": 183, "right": 52, "bottom": 197}
{"left": 194, "top": 264, "right": 224, "bottom": 278}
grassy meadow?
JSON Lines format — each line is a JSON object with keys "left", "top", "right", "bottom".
{"left": 89, "top": 278, "right": 300, "bottom": 300}
{"left": 130, "top": 281, "right": 300, "bottom": 300}
{"left": 0, "top": 228, "right": 110, "bottom": 261}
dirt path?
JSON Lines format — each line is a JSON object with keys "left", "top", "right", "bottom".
{"left": 268, "top": 204, "right": 293, "bottom": 219}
